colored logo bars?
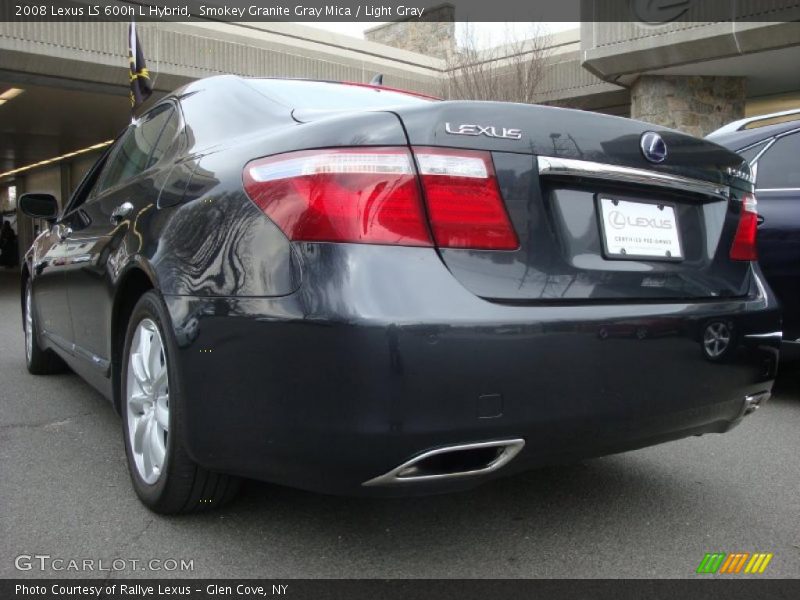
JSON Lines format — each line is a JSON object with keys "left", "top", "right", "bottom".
{"left": 696, "top": 552, "right": 773, "bottom": 574}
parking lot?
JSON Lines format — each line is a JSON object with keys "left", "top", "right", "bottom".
{"left": 0, "top": 269, "right": 798, "bottom": 579}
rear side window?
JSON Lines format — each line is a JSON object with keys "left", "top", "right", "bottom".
{"left": 756, "top": 132, "right": 800, "bottom": 189}
{"left": 98, "top": 104, "right": 176, "bottom": 192}
{"left": 736, "top": 140, "right": 770, "bottom": 164}
{"left": 246, "top": 79, "right": 435, "bottom": 111}
{"left": 148, "top": 107, "right": 180, "bottom": 167}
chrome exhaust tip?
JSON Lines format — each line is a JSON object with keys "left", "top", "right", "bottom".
{"left": 743, "top": 391, "right": 771, "bottom": 415}
{"left": 363, "top": 439, "right": 525, "bottom": 487}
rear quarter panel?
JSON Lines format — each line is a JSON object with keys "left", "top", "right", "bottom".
{"left": 149, "top": 109, "right": 410, "bottom": 298}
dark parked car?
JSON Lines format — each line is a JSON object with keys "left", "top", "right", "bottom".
{"left": 707, "top": 109, "right": 800, "bottom": 356}
{"left": 19, "top": 76, "right": 780, "bottom": 513}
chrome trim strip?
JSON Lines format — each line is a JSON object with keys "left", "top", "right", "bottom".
{"left": 42, "top": 330, "right": 110, "bottom": 373}
{"left": 743, "top": 331, "right": 783, "bottom": 340}
{"left": 742, "top": 139, "right": 775, "bottom": 173}
{"left": 747, "top": 127, "right": 800, "bottom": 169}
{"left": 73, "top": 342, "right": 111, "bottom": 373}
{"left": 750, "top": 138, "right": 776, "bottom": 164}
{"left": 362, "top": 439, "right": 525, "bottom": 486}
{"left": 41, "top": 330, "right": 73, "bottom": 354}
{"left": 537, "top": 156, "right": 730, "bottom": 201}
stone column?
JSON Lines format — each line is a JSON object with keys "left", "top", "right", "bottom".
{"left": 630, "top": 75, "right": 746, "bottom": 137}
{"left": 364, "top": 4, "right": 455, "bottom": 59}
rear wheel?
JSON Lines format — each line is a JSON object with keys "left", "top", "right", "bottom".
{"left": 121, "top": 291, "right": 241, "bottom": 514}
{"left": 23, "top": 279, "right": 66, "bottom": 375}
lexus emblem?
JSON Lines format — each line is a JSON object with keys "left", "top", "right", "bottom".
{"left": 444, "top": 122, "right": 522, "bottom": 140}
{"left": 641, "top": 132, "right": 668, "bottom": 164}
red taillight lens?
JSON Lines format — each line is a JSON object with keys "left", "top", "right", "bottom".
{"left": 730, "top": 192, "right": 758, "bottom": 261}
{"left": 243, "top": 148, "right": 432, "bottom": 246}
{"left": 414, "top": 147, "right": 519, "bottom": 250}
{"left": 243, "top": 146, "right": 519, "bottom": 251}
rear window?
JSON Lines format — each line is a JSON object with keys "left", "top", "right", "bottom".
{"left": 245, "top": 79, "right": 435, "bottom": 111}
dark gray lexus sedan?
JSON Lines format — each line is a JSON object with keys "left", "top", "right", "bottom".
{"left": 19, "top": 76, "right": 780, "bottom": 513}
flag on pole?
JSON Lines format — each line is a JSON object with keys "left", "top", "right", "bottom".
{"left": 128, "top": 22, "right": 152, "bottom": 114}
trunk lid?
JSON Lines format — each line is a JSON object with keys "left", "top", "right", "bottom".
{"left": 391, "top": 102, "right": 755, "bottom": 302}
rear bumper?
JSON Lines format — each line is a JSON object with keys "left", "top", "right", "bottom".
{"left": 163, "top": 245, "right": 780, "bottom": 496}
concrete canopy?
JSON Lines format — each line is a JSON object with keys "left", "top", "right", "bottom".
{"left": 0, "top": 78, "right": 132, "bottom": 175}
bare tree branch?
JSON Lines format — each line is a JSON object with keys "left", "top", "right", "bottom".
{"left": 442, "top": 24, "right": 552, "bottom": 104}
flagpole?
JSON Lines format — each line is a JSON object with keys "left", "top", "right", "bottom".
{"left": 130, "top": 19, "right": 136, "bottom": 124}
{"left": 128, "top": 19, "right": 152, "bottom": 123}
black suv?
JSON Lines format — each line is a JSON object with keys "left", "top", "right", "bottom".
{"left": 708, "top": 109, "right": 800, "bottom": 355}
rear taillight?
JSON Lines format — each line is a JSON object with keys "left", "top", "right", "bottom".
{"left": 730, "top": 192, "right": 758, "bottom": 261}
{"left": 414, "top": 147, "right": 519, "bottom": 250}
{"left": 243, "top": 148, "right": 432, "bottom": 247}
{"left": 243, "top": 146, "right": 518, "bottom": 251}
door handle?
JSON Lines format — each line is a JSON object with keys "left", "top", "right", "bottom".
{"left": 58, "top": 226, "right": 72, "bottom": 242}
{"left": 110, "top": 202, "right": 134, "bottom": 224}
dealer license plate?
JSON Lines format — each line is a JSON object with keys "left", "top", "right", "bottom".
{"left": 598, "top": 197, "right": 683, "bottom": 260}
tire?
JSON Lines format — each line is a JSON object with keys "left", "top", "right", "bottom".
{"left": 121, "top": 290, "right": 241, "bottom": 514}
{"left": 23, "top": 279, "right": 67, "bottom": 375}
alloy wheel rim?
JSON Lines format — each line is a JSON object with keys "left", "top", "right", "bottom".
{"left": 126, "top": 318, "right": 170, "bottom": 484}
{"left": 704, "top": 322, "right": 730, "bottom": 358}
{"left": 25, "top": 286, "right": 33, "bottom": 364}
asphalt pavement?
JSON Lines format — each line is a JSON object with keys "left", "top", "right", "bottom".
{"left": 1, "top": 269, "right": 798, "bottom": 579}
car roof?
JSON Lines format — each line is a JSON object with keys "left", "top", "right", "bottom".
{"left": 707, "top": 118, "right": 800, "bottom": 150}
{"left": 171, "top": 74, "right": 438, "bottom": 103}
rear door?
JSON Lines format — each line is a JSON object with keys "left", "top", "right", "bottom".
{"left": 61, "top": 103, "right": 180, "bottom": 369}
{"left": 750, "top": 130, "right": 800, "bottom": 337}
{"left": 391, "top": 102, "right": 752, "bottom": 302}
